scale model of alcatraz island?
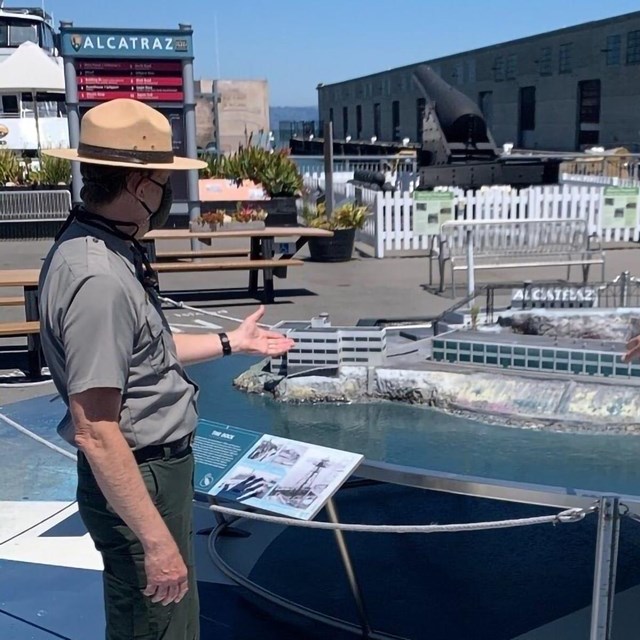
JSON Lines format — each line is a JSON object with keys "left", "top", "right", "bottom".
{"left": 235, "top": 66, "right": 640, "bottom": 435}
{"left": 234, "top": 278, "right": 640, "bottom": 435}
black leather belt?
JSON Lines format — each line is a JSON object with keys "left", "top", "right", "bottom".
{"left": 133, "top": 433, "right": 193, "bottom": 464}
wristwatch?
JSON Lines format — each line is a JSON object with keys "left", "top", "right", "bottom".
{"left": 218, "top": 332, "right": 232, "bottom": 356}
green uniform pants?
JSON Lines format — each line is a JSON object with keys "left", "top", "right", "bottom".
{"left": 77, "top": 449, "right": 199, "bottom": 640}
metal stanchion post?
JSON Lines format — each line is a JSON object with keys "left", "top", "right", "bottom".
{"left": 325, "top": 498, "right": 373, "bottom": 637}
{"left": 466, "top": 228, "right": 475, "bottom": 297}
{"left": 590, "top": 496, "right": 620, "bottom": 640}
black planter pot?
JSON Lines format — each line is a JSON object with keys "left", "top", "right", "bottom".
{"left": 263, "top": 196, "right": 298, "bottom": 227}
{"left": 308, "top": 227, "right": 356, "bottom": 262}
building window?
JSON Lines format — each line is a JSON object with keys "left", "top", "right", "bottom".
{"left": 493, "top": 55, "right": 505, "bottom": 81}
{"left": 342, "top": 106, "right": 349, "bottom": 138}
{"left": 539, "top": 46, "right": 552, "bottom": 75}
{"left": 416, "top": 97, "right": 426, "bottom": 141}
{"left": 478, "top": 91, "right": 493, "bottom": 129}
{"left": 578, "top": 79, "right": 601, "bottom": 124}
{"left": 627, "top": 30, "right": 640, "bottom": 64}
{"left": 373, "top": 103, "right": 381, "bottom": 138}
{"left": 391, "top": 100, "right": 400, "bottom": 141}
{"left": 605, "top": 34, "right": 621, "bottom": 65}
{"left": 519, "top": 86, "right": 536, "bottom": 131}
{"left": 356, "top": 105, "right": 362, "bottom": 139}
{"left": 452, "top": 62, "right": 463, "bottom": 85}
{"left": 506, "top": 54, "right": 517, "bottom": 80}
{"left": 559, "top": 43, "right": 572, "bottom": 73}
{"left": 465, "top": 59, "right": 476, "bottom": 83}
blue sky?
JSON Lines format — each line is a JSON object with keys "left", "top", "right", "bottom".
{"left": 28, "top": 0, "right": 640, "bottom": 105}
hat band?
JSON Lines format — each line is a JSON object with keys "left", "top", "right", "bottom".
{"left": 78, "top": 142, "right": 174, "bottom": 165}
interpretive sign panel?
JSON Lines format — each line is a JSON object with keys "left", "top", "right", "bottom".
{"left": 193, "top": 420, "right": 363, "bottom": 521}
{"left": 413, "top": 191, "right": 454, "bottom": 235}
{"left": 602, "top": 186, "right": 639, "bottom": 229}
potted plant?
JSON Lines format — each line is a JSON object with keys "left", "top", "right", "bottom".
{"left": 0, "top": 149, "right": 27, "bottom": 188}
{"left": 224, "top": 204, "right": 268, "bottom": 230}
{"left": 191, "top": 209, "right": 225, "bottom": 232}
{"left": 255, "top": 150, "right": 303, "bottom": 227}
{"left": 304, "top": 202, "right": 369, "bottom": 262}
{"left": 29, "top": 154, "right": 72, "bottom": 189}
{"left": 200, "top": 147, "right": 303, "bottom": 227}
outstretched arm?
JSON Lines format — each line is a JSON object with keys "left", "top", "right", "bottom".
{"left": 172, "top": 306, "right": 295, "bottom": 365}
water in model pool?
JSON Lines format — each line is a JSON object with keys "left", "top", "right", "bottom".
{"left": 190, "top": 356, "right": 640, "bottom": 498}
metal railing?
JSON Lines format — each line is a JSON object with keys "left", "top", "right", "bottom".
{"left": 293, "top": 154, "right": 417, "bottom": 176}
{"left": 0, "top": 188, "right": 71, "bottom": 240}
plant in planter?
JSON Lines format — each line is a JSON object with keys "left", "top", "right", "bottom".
{"left": 200, "top": 147, "right": 303, "bottom": 227}
{"left": 0, "top": 149, "right": 26, "bottom": 186}
{"left": 304, "top": 202, "right": 369, "bottom": 262}
{"left": 191, "top": 209, "right": 226, "bottom": 232}
{"left": 29, "top": 154, "right": 72, "bottom": 187}
{"left": 218, "top": 204, "right": 268, "bottom": 230}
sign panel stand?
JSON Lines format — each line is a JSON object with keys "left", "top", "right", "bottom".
{"left": 193, "top": 419, "right": 377, "bottom": 638}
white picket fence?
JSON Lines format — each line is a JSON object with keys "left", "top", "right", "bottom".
{"left": 301, "top": 174, "right": 640, "bottom": 258}
{"left": 367, "top": 185, "right": 640, "bottom": 258}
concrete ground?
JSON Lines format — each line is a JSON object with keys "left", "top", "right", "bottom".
{"left": 1, "top": 235, "right": 639, "bottom": 407}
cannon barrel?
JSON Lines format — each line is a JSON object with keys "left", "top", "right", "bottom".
{"left": 412, "top": 64, "right": 489, "bottom": 143}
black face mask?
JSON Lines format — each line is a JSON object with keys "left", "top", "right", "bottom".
{"left": 140, "top": 178, "right": 173, "bottom": 230}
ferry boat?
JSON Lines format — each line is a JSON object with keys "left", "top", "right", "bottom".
{"left": 0, "top": 3, "right": 68, "bottom": 153}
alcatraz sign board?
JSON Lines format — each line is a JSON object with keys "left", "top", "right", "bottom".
{"left": 60, "top": 28, "right": 193, "bottom": 59}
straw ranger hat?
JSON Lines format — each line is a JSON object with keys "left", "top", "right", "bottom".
{"left": 44, "top": 98, "right": 206, "bottom": 170}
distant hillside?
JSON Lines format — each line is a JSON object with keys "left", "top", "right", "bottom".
{"left": 270, "top": 106, "right": 318, "bottom": 129}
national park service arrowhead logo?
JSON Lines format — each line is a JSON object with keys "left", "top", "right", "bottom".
{"left": 70, "top": 34, "right": 83, "bottom": 51}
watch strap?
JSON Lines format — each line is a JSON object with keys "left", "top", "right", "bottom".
{"left": 218, "top": 332, "right": 232, "bottom": 356}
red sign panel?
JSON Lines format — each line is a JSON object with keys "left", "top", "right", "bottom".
{"left": 76, "top": 59, "right": 184, "bottom": 102}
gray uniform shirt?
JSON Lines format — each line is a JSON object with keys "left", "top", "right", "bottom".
{"left": 38, "top": 219, "right": 199, "bottom": 450}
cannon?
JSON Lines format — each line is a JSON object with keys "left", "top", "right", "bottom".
{"left": 413, "top": 65, "right": 563, "bottom": 189}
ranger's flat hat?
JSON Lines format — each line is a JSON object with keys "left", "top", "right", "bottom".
{"left": 44, "top": 98, "right": 206, "bottom": 170}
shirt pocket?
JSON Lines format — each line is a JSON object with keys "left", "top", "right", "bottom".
{"left": 142, "top": 305, "right": 170, "bottom": 376}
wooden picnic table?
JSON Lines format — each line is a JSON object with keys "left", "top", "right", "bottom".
{"left": 144, "top": 226, "right": 333, "bottom": 297}
{"left": 0, "top": 268, "right": 42, "bottom": 377}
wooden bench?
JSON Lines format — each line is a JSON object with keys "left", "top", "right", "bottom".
{"left": 152, "top": 258, "right": 304, "bottom": 303}
{"left": 435, "top": 218, "right": 606, "bottom": 296}
{"left": 0, "top": 296, "right": 24, "bottom": 306}
{"left": 0, "top": 320, "right": 39, "bottom": 336}
{"left": 0, "top": 320, "right": 43, "bottom": 378}
{"left": 155, "top": 248, "right": 249, "bottom": 261}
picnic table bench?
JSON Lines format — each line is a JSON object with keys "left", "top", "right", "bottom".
{"left": 144, "top": 226, "right": 333, "bottom": 303}
{"left": 434, "top": 218, "right": 606, "bottom": 296}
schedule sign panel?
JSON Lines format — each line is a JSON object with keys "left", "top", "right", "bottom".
{"left": 76, "top": 60, "right": 184, "bottom": 102}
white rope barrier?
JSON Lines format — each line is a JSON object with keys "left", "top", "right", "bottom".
{"left": 209, "top": 503, "right": 597, "bottom": 533}
{"left": 0, "top": 412, "right": 77, "bottom": 462}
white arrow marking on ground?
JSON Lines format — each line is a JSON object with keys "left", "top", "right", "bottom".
{"left": 0, "top": 501, "right": 103, "bottom": 571}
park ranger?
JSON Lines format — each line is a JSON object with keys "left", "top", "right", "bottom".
{"left": 38, "top": 99, "right": 294, "bottom": 640}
